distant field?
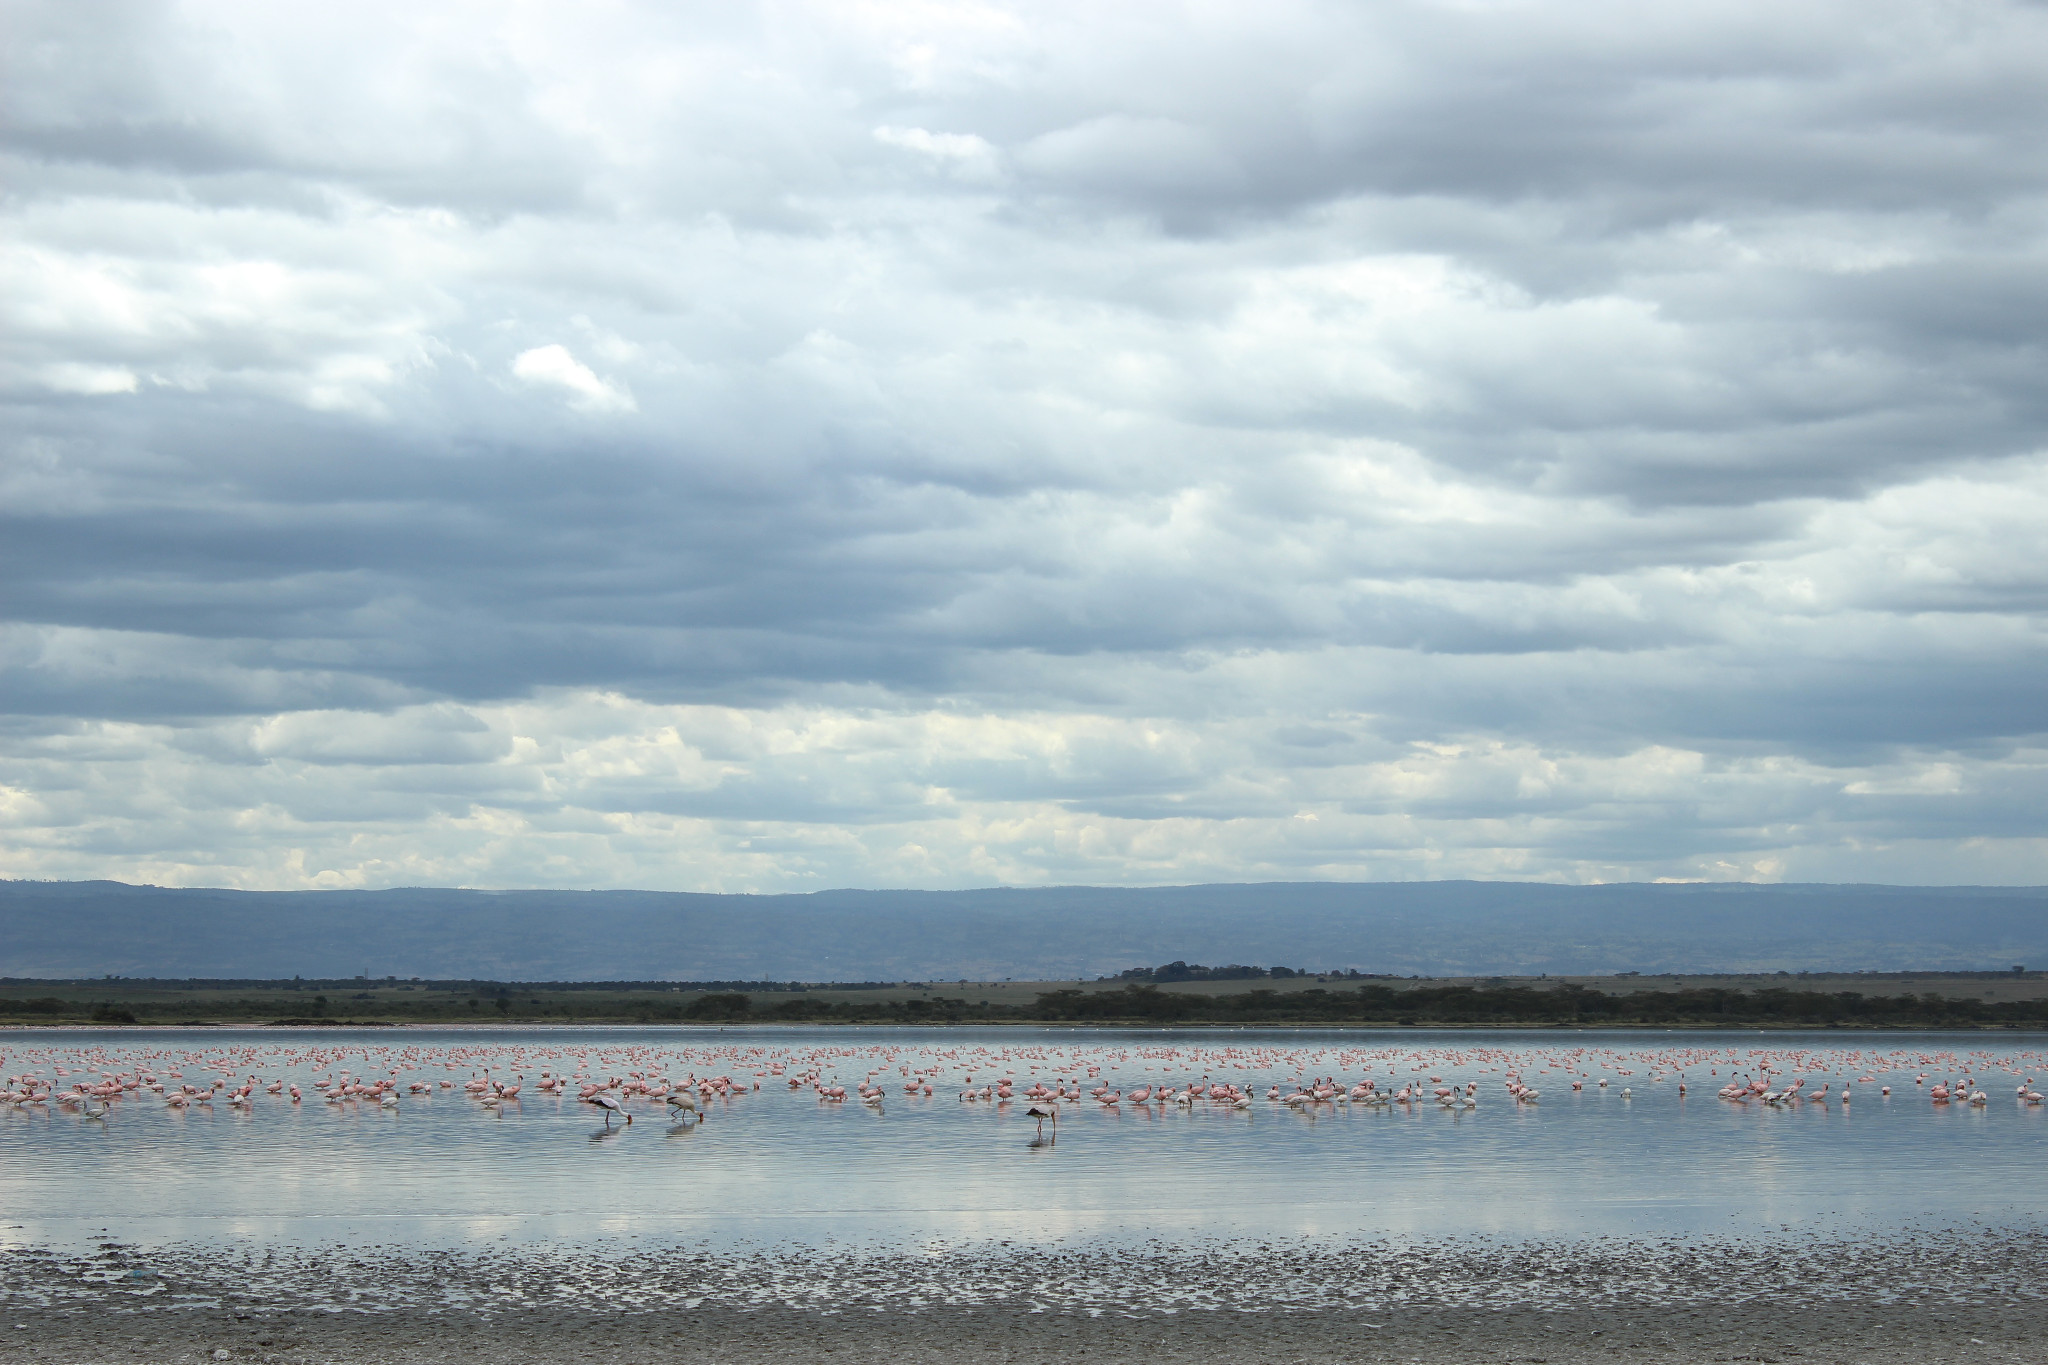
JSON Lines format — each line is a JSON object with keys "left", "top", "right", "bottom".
{"left": 780, "top": 969, "right": 2048, "bottom": 1008}
{"left": 1, "top": 969, "right": 2044, "bottom": 1028}
{"left": 1519, "top": 970, "right": 2048, "bottom": 1005}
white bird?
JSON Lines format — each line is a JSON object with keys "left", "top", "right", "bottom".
{"left": 584, "top": 1093, "right": 631, "bottom": 1127}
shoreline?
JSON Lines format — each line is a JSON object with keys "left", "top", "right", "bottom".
{"left": 3, "top": 1229, "right": 2042, "bottom": 1363}
{"left": 5, "top": 1303, "right": 2037, "bottom": 1364}
{"left": 7, "top": 1018, "right": 2048, "bottom": 1032}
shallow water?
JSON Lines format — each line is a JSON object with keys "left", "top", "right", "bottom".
{"left": 1, "top": 1026, "right": 2042, "bottom": 1253}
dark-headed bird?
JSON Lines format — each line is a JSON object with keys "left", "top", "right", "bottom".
{"left": 584, "top": 1093, "right": 631, "bottom": 1128}
{"left": 1025, "top": 1103, "right": 1058, "bottom": 1142}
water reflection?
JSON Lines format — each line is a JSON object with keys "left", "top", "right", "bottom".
{"left": 0, "top": 1025, "right": 2042, "bottom": 1252}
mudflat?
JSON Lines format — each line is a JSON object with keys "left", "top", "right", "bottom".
{"left": 3, "top": 1229, "right": 2040, "bottom": 1364}
{"left": 4, "top": 1303, "right": 2041, "bottom": 1364}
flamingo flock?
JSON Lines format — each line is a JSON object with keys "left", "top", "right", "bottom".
{"left": 5, "top": 1037, "right": 2047, "bottom": 1138}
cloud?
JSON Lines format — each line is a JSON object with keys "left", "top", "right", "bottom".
{"left": 28, "top": 363, "right": 139, "bottom": 396}
{"left": 0, "top": 0, "right": 2045, "bottom": 889}
{"left": 874, "top": 126, "right": 1001, "bottom": 182}
{"left": 1, "top": 692, "right": 2043, "bottom": 892}
{"left": 510, "top": 344, "right": 635, "bottom": 413}
{"left": 1018, "top": 115, "right": 1240, "bottom": 195}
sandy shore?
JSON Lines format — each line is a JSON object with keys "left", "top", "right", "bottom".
{"left": 3, "top": 1229, "right": 2043, "bottom": 1363}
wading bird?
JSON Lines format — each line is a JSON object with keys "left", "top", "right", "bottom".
{"left": 1025, "top": 1103, "right": 1057, "bottom": 1142}
{"left": 584, "top": 1093, "right": 631, "bottom": 1128}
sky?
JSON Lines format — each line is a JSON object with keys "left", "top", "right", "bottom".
{"left": 3, "top": 0, "right": 2046, "bottom": 893}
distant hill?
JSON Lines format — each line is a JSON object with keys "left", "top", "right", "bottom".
{"left": 2, "top": 879, "right": 2044, "bottom": 981}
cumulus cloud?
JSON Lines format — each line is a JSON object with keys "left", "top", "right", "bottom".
{"left": 511, "top": 344, "right": 635, "bottom": 413}
{"left": 2, "top": 694, "right": 2042, "bottom": 892}
{"left": 0, "top": 0, "right": 2045, "bottom": 889}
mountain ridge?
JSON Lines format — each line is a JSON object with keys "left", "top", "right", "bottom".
{"left": 4, "top": 878, "right": 2044, "bottom": 981}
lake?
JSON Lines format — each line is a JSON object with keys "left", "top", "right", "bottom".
{"left": 3, "top": 1025, "right": 2043, "bottom": 1256}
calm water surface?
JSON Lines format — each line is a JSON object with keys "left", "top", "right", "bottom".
{"left": 2, "top": 1026, "right": 2043, "bottom": 1252}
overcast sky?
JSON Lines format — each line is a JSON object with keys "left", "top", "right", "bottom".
{"left": 3, "top": 0, "right": 2046, "bottom": 891}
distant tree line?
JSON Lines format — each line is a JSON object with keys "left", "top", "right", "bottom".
{"left": 0, "top": 997, "right": 138, "bottom": 1022}
{"left": 5, "top": 980, "right": 2047, "bottom": 1028}
{"left": 0, "top": 976, "right": 901, "bottom": 992}
{"left": 1031, "top": 983, "right": 2048, "bottom": 1026}
{"left": 616, "top": 982, "right": 2048, "bottom": 1027}
{"left": 1108, "top": 961, "right": 1388, "bottom": 982}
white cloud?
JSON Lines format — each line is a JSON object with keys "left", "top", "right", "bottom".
{"left": 511, "top": 344, "right": 635, "bottom": 413}
{"left": 0, "top": 691, "right": 2041, "bottom": 891}
{"left": 874, "top": 125, "right": 1001, "bottom": 181}
{"left": 33, "top": 363, "right": 139, "bottom": 395}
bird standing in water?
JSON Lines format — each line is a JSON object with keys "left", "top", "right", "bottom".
{"left": 585, "top": 1093, "right": 630, "bottom": 1128}
{"left": 1026, "top": 1103, "right": 1057, "bottom": 1143}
